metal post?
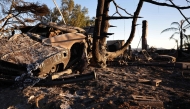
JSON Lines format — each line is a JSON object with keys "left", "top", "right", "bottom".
{"left": 52, "top": 0, "right": 66, "bottom": 25}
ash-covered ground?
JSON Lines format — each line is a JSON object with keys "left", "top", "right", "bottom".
{"left": 0, "top": 65, "right": 190, "bottom": 109}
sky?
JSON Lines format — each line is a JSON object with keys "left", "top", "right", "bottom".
{"left": 25, "top": 0, "right": 190, "bottom": 49}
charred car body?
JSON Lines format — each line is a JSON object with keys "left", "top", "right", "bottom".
{"left": 0, "top": 22, "right": 95, "bottom": 86}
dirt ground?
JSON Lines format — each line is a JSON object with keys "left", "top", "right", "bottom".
{"left": 0, "top": 65, "right": 190, "bottom": 109}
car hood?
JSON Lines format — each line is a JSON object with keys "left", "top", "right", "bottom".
{"left": 0, "top": 34, "right": 66, "bottom": 65}
{"left": 43, "top": 33, "right": 86, "bottom": 49}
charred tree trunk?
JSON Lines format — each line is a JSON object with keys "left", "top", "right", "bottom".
{"left": 92, "top": 0, "right": 111, "bottom": 68}
{"left": 179, "top": 31, "right": 183, "bottom": 57}
{"left": 142, "top": 20, "right": 148, "bottom": 50}
{"left": 93, "top": 0, "right": 143, "bottom": 67}
{"left": 98, "top": 0, "right": 111, "bottom": 68}
{"left": 92, "top": 0, "right": 105, "bottom": 66}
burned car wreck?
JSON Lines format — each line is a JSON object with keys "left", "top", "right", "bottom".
{"left": 0, "top": 22, "right": 95, "bottom": 86}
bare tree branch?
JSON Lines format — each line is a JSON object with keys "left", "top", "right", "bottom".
{"left": 0, "top": 12, "right": 20, "bottom": 32}
{"left": 143, "top": 0, "right": 190, "bottom": 9}
{"left": 111, "top": 0, "right": 133, "bottom": 16}
{"left": 107, "top": 0, "right": 144, "bottom": 59}
{"left": 14, "top": 16, "right": 26, "bottom": 26}
{"left": 169, "top": 0, "right": 190, "bottom": 24}
{"left": 0, "top": 14, "right": 13, "bottom": 24}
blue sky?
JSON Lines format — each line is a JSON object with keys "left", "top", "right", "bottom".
{"left": 26, "top": 0, "right": 190, "bottom": 49}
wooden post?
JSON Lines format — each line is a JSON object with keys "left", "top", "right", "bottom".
{"left": 142, "top": 20, "right": 148, "bottom": 50}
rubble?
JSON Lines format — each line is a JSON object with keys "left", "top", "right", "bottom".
{"left": 151, "top": 79, "right": 162, "bottom": 86}
{"left": 138, "top": 79, "right": 162, "bottom": 86}
{"left": 1, "top": 65, "right": 190, "bottom": 108}
{"left": 132, "top": 95, "right": 156, "bottom": 101}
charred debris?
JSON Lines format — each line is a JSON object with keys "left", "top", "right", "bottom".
{"left": 0, "top": 22, "right": 190, "bottom": 88}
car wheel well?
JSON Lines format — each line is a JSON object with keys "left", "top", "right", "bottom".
{"left": 57, "top": 63, "right": 64, "bottom": 72}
